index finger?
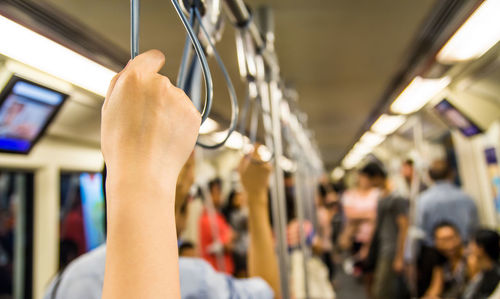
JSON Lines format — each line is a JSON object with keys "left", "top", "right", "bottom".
{"left": 128, "top": 49, "right": 166, "bottom": 75}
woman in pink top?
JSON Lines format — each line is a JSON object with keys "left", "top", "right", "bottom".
{"left": 340, "top": 163, "right": 386, "bottom": 262}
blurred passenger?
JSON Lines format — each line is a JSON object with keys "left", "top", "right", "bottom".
{"left": 44, "top": 153, "right": 278, "bottom": 299}
{"left": 222, "top": 189, "right": 249, "bottom": 277}
{"left": 416, "top": 160, "right": 478, "bottom": 296}
{"left": 60, "top": 197, "right": 86, "bottom": 256}
{"left": 180, "top": 186, "right": 204, "bottom": 247}
{"left": 463, "top": 229, "right": 500, "bottom": 299}
{"left": 340, "top": 163, "right": 382, "bottom": 276}
{"left": 416, "top": 160, "right": 478, "bottom": 245}
{"left": 424, "top": 222, "right": 467, "bottom": 299}
{"left": 400, "top": 159, "right": 426, "bottom": 196}
{"left": 365, "top": 164, "right": 410, "bottom": 299}
{"left": 198, "top": 178, "right": 235, "bottom": 274}
{"left": 317, "top": 183, "right": 339, "bottom": 282}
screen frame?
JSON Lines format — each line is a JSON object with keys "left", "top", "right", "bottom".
{"left": 0, "top": 75, "right": 69, "bottom": 154}
{"left": 433, "top": 98, "right": 483, "bottom": 137}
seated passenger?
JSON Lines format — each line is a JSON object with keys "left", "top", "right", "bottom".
{"left": 198, "top": 178, "right": 235, "bottom": 274}
{"left": 44, "top": 50, "right": 279, "bottom": 299}
{"left": 424, "top": 222, "right": 468, "bottom": 299}
{"left": 462, "top": 229, "right": 500, "bottom": 299}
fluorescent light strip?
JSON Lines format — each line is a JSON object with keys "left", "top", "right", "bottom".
{"left": 371, "top": 114, "right": 407, "bottom": 135}
{"left": 437, "top": 0, "right": 500, "bottom": 63}
{"left": 331, "top": 167, "right": 345, "bottom": 181}
{"left": 360, "top": 131, "right": 386, "bottom": 148}
{"left": 0, "top": 15, "right": 116, "bottom": 96}
{"left": 390, "top": 76, "right": 450, "bottom": 115}
{"left": 342, "top": 152, "right": 364, "bottom": 169}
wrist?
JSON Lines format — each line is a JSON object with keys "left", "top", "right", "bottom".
{"left": 106, "top": 168, "right": 177, "bottom": 203}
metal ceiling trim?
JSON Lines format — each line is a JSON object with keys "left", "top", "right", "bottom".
{"left": 0, "top": 0, "right": 129, "bottom": 71}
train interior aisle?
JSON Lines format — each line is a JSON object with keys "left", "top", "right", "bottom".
{"left": 0, "top": 0, "right": 499, "bottom": 298}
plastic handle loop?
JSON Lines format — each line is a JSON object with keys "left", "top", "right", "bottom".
{"left": 171, "top": 0, "right": 213, "bottom": 125}
{"left": 193, "top": 7, "right": 239, "bottom": 149}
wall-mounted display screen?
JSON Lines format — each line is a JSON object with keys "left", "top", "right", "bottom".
{"left": 60, "top": 172, "right": 105, "bottom": 268}
{"left": 0, "top": 76, "right": 67, "bottom": 154}
{"left": 434, "top": 99, "right": 482, "bottom": 137}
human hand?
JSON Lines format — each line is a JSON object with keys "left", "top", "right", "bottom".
{"left": 101, "top": 50, "right": 201, "bottom": 184}
{"left": 207, "top": 241, "right": 224, "bottom": 255}
{"left": 393, "top": 257, "right": 404, "bottom": 273}
{"left": 238, "top": 145, "right": 272, "bottom": 199}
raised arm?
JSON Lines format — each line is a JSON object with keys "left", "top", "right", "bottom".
{"left": 239, "top": 151, "right": 281, "bottom": 298}
{"left": 101, "top": 50, "right": 200, "bottom": 299}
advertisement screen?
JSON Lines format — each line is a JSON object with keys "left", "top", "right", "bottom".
{"left": 0, "top": 77, "right": 67, "bottom": 153}
{"left": 434, "top": 99, "right": 482, "bottom": 137}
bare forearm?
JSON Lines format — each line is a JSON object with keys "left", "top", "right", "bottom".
{"left": 395, "top": 216, "right": 409, "bottom": 260}
{"left": 103, "top": 174, "right": 180, "bottom": 299}
{"left": 248, "top": 190, "right": 281, "bottom": 298}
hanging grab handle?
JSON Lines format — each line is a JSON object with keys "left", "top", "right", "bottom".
{"left": 192, "top": 7, "right": 239, "bottom": 149}
{"left": 171, "top": 0, "right": 214, "bottom": 125}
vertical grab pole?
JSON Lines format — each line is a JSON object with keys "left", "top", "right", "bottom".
{"left": 293, "top": 151, "right": 311, "bottom": 299}
{"left": 131, "top": 0, "right": 140, "bottom": 59}
{"left": 269, "top": 81, "right": 291, "bottom": 299}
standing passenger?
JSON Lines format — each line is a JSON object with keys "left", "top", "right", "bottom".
{"left": 340, "top": 163, "right": 381, "bottom": 277}
{"left": 367, "top": 164, "right": 410, "bottom": 299}
{"left": 198, "top": 178, "right": 235, "bottom": 274}
{"left": 416, "top": 160, "right": 478, "bottom": 245}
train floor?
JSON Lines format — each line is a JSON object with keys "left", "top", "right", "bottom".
{"left": 334, "top": 266, "right": 367, "bottom": 299}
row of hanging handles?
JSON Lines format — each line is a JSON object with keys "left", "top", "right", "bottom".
{"left": 130, "top": 0, "right": 262, "bottom": 150}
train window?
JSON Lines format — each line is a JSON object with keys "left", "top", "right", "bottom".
{"left": 59, "top": 172, "right": 105, "bottom": 269}
{"left": 0, "top": 170, "right": 34, "bottom": 299}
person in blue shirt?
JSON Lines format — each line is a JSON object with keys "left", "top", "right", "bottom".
{"left": 416, "top": 160, "right": 478, "bottom": 245}
{"left": 44, "top": 50, "right": 279, "bottom": 299}
{"left": 414, "top": 159, "right": 478, "bottom": 297}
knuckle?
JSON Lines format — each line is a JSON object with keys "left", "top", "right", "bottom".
{"left": 160, "top": 76, "right": 172, "bottom": 89}
{"left": 122, "top": 68, "right": 140, "bottom": 83}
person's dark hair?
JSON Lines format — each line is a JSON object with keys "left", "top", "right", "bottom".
{"left": 208, "top": 178, "right": 222, "bottom": 192}
{"left": 473, "top": 229, "right": 500, "bottom": 261}
{"left": 59, "top": 239, "right": 78, "bottom": 270}
{"left": 359, "top": 162, "right": 387, "bottom": 179}
{"left": 433, "top": 221, "right": 459, "bottom": 237}
{"left": 429, "top": 160, "right": 452, "bottom": 181}
{"left": 222, "top": 190, "right": 238, "bottom": 221}
{"left": 178, "top": 241, "right": 195, "bottom": 255}
{"left": 318, "top": 184, "right": 327, "bottom": 199}
{"left": 331, "top": 181, "right": 345, "bottom": 194}
{"left": 404, "top": 159, "right": 414, "bottom": 167}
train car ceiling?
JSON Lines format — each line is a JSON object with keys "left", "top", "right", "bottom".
{"left": 0, "top": 0, "right": 498, "bottom": 172}
{"left": 0, "top": 0, "right": 443, "bottom": 168}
